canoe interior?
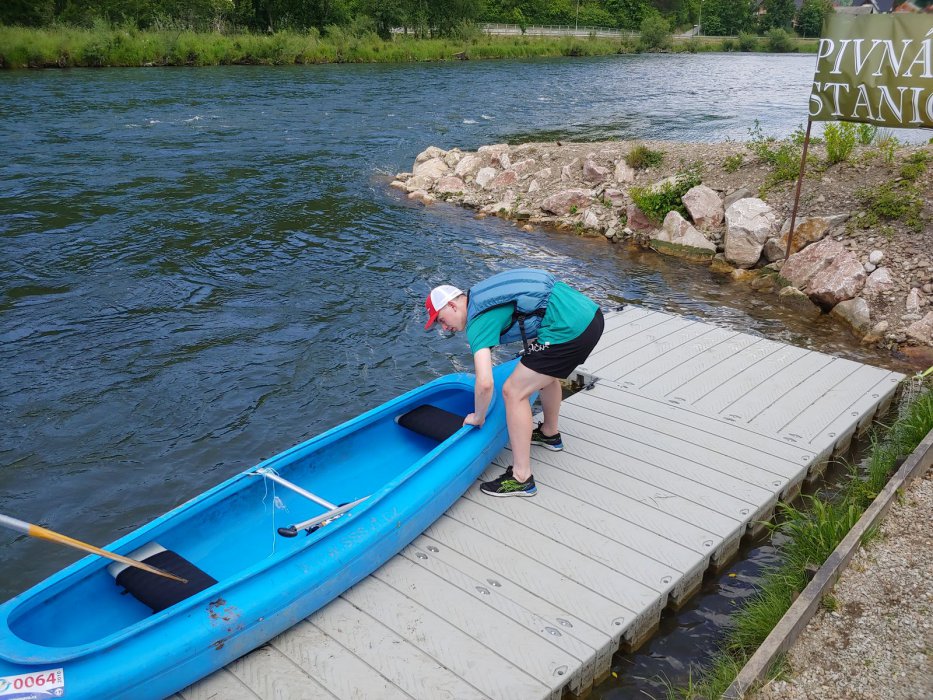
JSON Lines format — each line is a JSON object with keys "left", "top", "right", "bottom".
{"left": 7, "top": 382, "right": 477, "bottom": 649}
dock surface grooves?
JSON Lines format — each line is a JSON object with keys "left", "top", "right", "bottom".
{"left": 177, "top": 308, "right": 902, "bottom": 699}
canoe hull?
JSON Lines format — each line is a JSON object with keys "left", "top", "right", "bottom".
{"left": 0, "top": 360, "right": 518, "bottom": 699}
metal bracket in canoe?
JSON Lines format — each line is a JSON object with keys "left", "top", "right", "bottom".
{"left": 250, "top": 468, "right": 369, "bottom": 538}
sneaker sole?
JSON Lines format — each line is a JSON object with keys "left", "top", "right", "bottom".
{"left": 480, "top": 488, "right": 537, "bottom": 497}
{"left": 531, "top": 441, "right": 563, "bottom": 452}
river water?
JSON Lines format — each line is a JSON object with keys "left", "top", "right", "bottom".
{"left": 0, "top": 53, "right": 920, "bottom": 695}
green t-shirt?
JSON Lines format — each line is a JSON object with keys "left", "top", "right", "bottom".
{"left": 466, "top": 281, "right": 598, "bottom": 352}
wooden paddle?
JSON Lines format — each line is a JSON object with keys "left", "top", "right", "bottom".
{"left": 0, "top": 513, "right": 187, "bottom": 584}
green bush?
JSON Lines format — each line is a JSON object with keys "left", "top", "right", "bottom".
{"left": 723, "top": 153, "right": 744, "bottom": 173}
{"left": 766, "top": 28, "right": 796, "bottom": 53}
{"left": 899, "top": 150, "right": 930, "bottom": 182}
{"left": 639, "top": 14, "right": 672, "bottom": 51}
{"left": 823, "top": 121, "right": 857, "bottom": 164}
{"left": 626, "top": 144, "right": 665, "bottom": 170}
{"left": 856, "top": 123, "right": 877, "bottom": 145}
{"left": 629, "top": 167, "right": 702, "bottom": 224}
{"left": 738, "top": 31, "right": 758, "bottom": 52}
{"left": 721, "top": 37, "right": 738, "bottom": 52}
{"left": 748, "top": 120, "right": 802, "bottom": 187}
{"left": 855, "top": 182, "right": 924, "bottom": 232}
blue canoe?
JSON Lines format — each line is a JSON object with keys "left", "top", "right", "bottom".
{"left": 0, "top": 359, "right": 518, "bottom": 700}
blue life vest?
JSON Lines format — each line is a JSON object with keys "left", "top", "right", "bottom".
{"left": 467, "top": 269, "right": 556, "bottom": 350}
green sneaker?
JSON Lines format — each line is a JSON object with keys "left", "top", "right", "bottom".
{"left": 531, "top": 422, "right": 563, "bottom": 451}
{"left": 480, "top": 467, "right": 537, "bottom": 497}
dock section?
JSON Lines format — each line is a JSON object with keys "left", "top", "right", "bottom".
{"left": 176, "top": 307, "right": 903, "bottom": 699}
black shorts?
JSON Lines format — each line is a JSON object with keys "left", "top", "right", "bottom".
{"left": 520, "top": 309, "right": 604, "bottom": 379}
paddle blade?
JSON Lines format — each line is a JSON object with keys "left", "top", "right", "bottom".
{"left": 27, "top": 522, "right": 188, "bottom": 584}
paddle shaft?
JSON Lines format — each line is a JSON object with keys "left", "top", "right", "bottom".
{"left": 254, "top": 468, "right": 337, "bottom": 509}
{"left": 0, "top": 514, "right": 187, "bottom": 584}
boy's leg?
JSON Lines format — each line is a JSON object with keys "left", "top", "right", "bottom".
{"left": 502, "top": 363, "right": 556, "bottom": 483}
{"left": 537, "top": 378, "right": 562, "bottom": 437}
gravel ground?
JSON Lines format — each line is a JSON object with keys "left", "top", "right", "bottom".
{"left": 752, "top": 469, "right": 933, "bottom": 700}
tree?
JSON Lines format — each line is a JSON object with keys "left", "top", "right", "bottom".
{"left": 796, "top": 0, "right": 832, "bottom": 38}
{"left": 0, "top": 0, "right": 54, "bottom": 26}
{"left": 639, "top": 13, "right": 671, "bottom": 50}
{"left": 696, "top": 0, "right": 753, "bottom": 36}
{"left": 760, "top": 0, "right": 795, "bottom": 32}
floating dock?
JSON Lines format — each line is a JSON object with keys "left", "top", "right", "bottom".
{"left": 175, "top": 307, "right": 903, "bottom": 699}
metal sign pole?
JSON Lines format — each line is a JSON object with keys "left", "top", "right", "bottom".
{"left": 784, "top": 119, "right": 813, "bottom": 261}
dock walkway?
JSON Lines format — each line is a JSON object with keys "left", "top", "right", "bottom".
{"left": 177, "top": 307, "right": 903, "bottom": 699}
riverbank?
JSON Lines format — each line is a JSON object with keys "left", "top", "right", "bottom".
{"left": 0, "top": 25, "right": 818, "bottom": 69}
{"left": 393, "top": 136, "right": 933, "bottom": 364}
{"left": 751, "top": 468, "right": 932, "bottom": 700}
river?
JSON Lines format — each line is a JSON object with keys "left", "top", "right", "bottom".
{"left": 0, "top": 53, "right": 920, "bottom": 696}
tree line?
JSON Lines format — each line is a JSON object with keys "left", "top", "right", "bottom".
{"left": 0, "top": 0, "right": 842, "bottom": 39}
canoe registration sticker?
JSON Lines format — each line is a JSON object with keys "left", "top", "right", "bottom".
{"left": 0, "top": 668, "right": 64, "bottom": 699}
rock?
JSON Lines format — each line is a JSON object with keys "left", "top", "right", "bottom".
{"left": 869, "top": 249, "right": 884, "bottom": 265}
{"left": 511, "top": 158, "right": 537, "bottom": 177}
{"left": 864, "top": 262, "right": 876, "bottom": 273}
{"left": 924, "top": 283, "right": 933, "bottom": 295}
{"left": 906, "top": 289, "right": 922, "bottom": 314}
{"left": 581, "top": 209, "right": 600, "bottom": 230}
{"left": 404, "top": 174, "right": 435, "bottom": 192}
{"left": 389, "top": 180, "right": 407, "bottom": 190}
{"left": 864, "top": 267, "right": 895, "bottom": 295}
{"left": 477, "top": 143, "right": 509, "bottom": 157}
{"left": 781, "top": 238, "right": 867, "bottom": 309}
{"left": 762, "top": 216, "right": 835, "bottom": 262}
{"left": 412, "top": 156, "right": 449, "bottom": 179}
{"left": 528, "top": 179, "right": 540, "bottom": 194}
{"left": 724, "top": 186, "right": 754, "bottom": 211}
{"left": 905, "top": 312, "right": 933, "bottom": 344}
{"left": 434, "top": 176, "right": 465, "bottom": 194}
{"left": 454, "top": 154, "right": 482, "bottom": 178}
{"left": 724, "top": 198, "right": 778, "bottom": 268}
{"left": 561, "top": 160, "right": 578, "bottom": 181}
{"left": 541, "top": 189, "right": 593, "bottom": 216}
{"left": 490, "top": 170, "right": 518, "bottom": 190}
{"left": 443, "top": 149, "right": 462, "bottom": 169}
{"left": 614, "top": 159, "right": 635, "bottom": 184}
{"left": 779, "top": 286, "right": 822, "bottom": 318}
{"left": 407, "top": 190, "right": 434, "bottom": 204}
{"left": 831, "top": 297, "right": 871, "bottom": 335}
{"left": 415, "top": 146, "right": 446, "bottom": 163}
{"left": 871, "top": 320, "right": 889, "bottom": 335}
{"left": 654, "top": 211, "right": 716, "bottom": 255}
{"left": 626, "top": 203, "right": 655, "bottom": 233}
{"left": 603, "top": 188, "right": 627, "bottom": 208}
{"left": 475, "top": 167, "right": 498, "bottom": 189}
{"left": 533, "top": 167, "right": 552, "bottom": 181}
{"left": 682, "top": 185, "right": 724, "bottom": 229}
{"left": 583, "top": 159, "right": 610, "bottom": 183}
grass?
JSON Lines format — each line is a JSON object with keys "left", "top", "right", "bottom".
{"left": 747, "top": 120, "right": 803, "bottom": 193}
{"left": 629, "top": 166, "right": 701, "bottom": 224}
{"left": 0, "top": 25, "right": 820, "bottom": 69}
{"left": 626, "top": 144, "right": 665, "bottom": 170}
{"left": 854, "top": 182, "right": 925, "bottom": 233}
{"left": 667, "top": 381, "right": 933, "bottom": 699}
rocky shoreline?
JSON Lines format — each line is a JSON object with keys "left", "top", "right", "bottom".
{"left": 392, "top": 138, "right": 933, "bottom": 362}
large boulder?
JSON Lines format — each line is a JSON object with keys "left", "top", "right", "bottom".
{"left": 614, "top": 159, "right": 635, "bottom": 184}
{"left": 454, "top": 154, "right": 482, "bottom": 178}
{"left": 626, "top": 203, "right": 655, "bottom": 232}
{"left": 864, "top": 267, "right": 895, "bottom": 295}
{"left": 412, "top": 156, "right": 449, "bottom": 179}
{"left": 415, "top": 146, "right": 446, "bottom": 163}
{"left": 781, "top": 237, "right": 867, "bottom": 309}
{"left": 654, "top": 211, "right": 716, "bottom": 255}
{"left": 583, "top": 159, "right": 610, "bottom": 183}
{"left": 682, "top": 185, "right": 724, "bottom": 229}
{"left": 434, "top": 176, "right": 466, "bottom": 194}
{"left": 778, "top": 286, "right": 822, "bottom": 318}
{"left": 490, "top": 170, "right": 518, "bottom": 190}
{"left": 475, "top": 167, "right": 498, "bottom": 190}
{"left": 831, "top": 297, "right": 871, "bottom": 335}
{"left": 905, "top": 312, "right": 933, "bottom": 344}
{"left": 541, "top": 189, "right": 593, "bottom": 215}
{"left": 762, "top": 215, "right": 842, "bottom": 262}
{"left": 724, "top": 198, "right": 779, "bottom": 268}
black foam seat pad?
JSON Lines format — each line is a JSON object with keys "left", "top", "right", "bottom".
{"left": 115, "top": 549, "right": 217, "bottom": 613}
{"left": 397, "top": 405, "right": 466, "bottom": 442}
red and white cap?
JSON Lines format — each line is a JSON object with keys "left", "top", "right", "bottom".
{"left": 424, "top": 285, "right": 463, "bottom": 329}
